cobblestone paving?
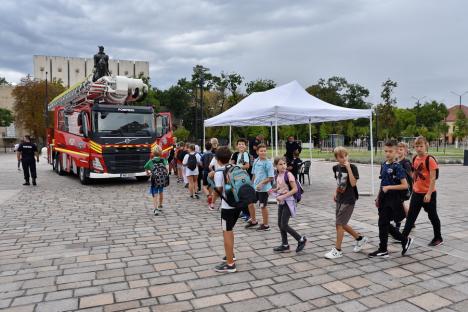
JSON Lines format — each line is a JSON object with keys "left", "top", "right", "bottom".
{"left": 1, "top": 153, "right": 468, "bottom": 312}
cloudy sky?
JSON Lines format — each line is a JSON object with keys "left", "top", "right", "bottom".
{"left": 0, "top": 0, "right": 467, "bottom": 107}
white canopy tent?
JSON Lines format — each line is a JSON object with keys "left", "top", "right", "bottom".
{"left": 204, "top": 80, "right": 375, "bottom": 194}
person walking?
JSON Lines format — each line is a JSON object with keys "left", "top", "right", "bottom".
{"left": 17, "top": 135, "right": 39, "bottom": 186}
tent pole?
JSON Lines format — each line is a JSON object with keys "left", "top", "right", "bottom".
{"left": 370, "top": 113, "right": 375, "bottom": 196}
{"left": 275, "top": 111, "right": 278, "bottom": 156}
{"left": 203, "top": 122, "right": 206, "bottom": 149}
{"left": 229, "top": 125, "right": 232, "bottom": 149}
{"left": 270, "top": 123, "right": 273, "bottom": 159}
{"left": 309, "top": 118, "right": 312, "bottom": 163}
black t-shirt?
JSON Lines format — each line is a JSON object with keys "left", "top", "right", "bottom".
{"left": 18, "top": 142, "right": 37, "bottom": 159}
{"left": 333, "top": 164, "right": 359, "bottom": 204}
{"left": 288, "top": 158, "right": 303, "bottom": 178}
{"left": 285, "top": 141, "right": 302, "bottom": 159}
{"left": 250, "top": 139, "right": 260, "bottom": 159}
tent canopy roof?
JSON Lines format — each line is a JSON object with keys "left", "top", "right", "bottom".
{"left": 204, "top": 80, "right": 372, "bottom": 127}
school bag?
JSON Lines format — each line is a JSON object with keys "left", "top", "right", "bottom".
{"left": 232, "top": 151, "right": 253, "bottom": 175}
{"left": 412, "top": 155, "right": 439, "bottom": 180}
{"left": 215, "top": 165, "right": 256, "bottom": 211}
{"left": 151, "top": 159, "right": 169, "bottom": 188}
{"left": 186, "top": 154, "right": 198, "bottom": 171}
{"left": 202, "top": 151, "right": 214, "bottom": 171}
{"left": 379, "top": 161, "right": 409, "bottom": 201}
{"left": 399, "top": 158, "right": 413, "bottom": 200}
{"left": 282, "top": 171, "right": 304, "bottom": 203}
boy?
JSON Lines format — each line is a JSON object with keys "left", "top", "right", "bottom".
{"left": 395, "top": 142, "right": 413, "bottom": 229}
{"left": 176, "top": 143, "right": 186, "bottom": 183}
{"left": 250, "top": 143, "right": 274, "bottom": 231}
{"left": 183, "top": 144, "right": 202, "bottom": 199}
{"left": 325, "top": 147, "right": 368, "bottom": 259}
{"left": 214, "top": 146, "right": 239, "bottom": 273}
{"left": 202, "top": 142, "right": 215, "bottom": 210}
{"left": 402, "top": 136, "right": 443, "bottom": 246}
{"left": 231, "top": 138, "right": 252, "bottom": 221}
{"left": 287, "top": 150, "right": 303, "bottom": 180}
{"left": 144, "top": 145, "right": 169, "bottom": 216}
{"left": 369, "top": 140, "right": 413, "bottom": 258}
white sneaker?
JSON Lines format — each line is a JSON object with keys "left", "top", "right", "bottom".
{"left": 354, "top": 236, "right": 368, "bottom": 252}
{"left": 325, "top": 247, "right": 343, "bottom": 259}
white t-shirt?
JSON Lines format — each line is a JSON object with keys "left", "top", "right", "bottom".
{"left": 214, "top": 166, "right": 235, "bottom": 209}
{"left": 183, "top": 152, "right": 201, "bottom": 176}
{"left": 209, "top": 156, "right": 221, "bottom": 171}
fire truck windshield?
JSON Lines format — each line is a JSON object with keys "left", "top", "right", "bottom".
{"left": 93, "top": 111, "right": 155, "bottom": 137}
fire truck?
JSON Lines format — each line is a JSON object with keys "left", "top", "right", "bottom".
{"left": 46, "top": 75, "right": 174, "bottom": 184}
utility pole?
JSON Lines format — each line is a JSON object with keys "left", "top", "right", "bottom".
{"left": 451, "top": 91, "right": 468, "bottom": 110}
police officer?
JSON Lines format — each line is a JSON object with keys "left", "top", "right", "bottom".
{"left": 17, "top": 135, "right": 39, "bottom": 186}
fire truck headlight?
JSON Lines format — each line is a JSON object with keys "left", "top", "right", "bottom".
{"left": 92, "top": 157, "right": 103, "bottom": 171}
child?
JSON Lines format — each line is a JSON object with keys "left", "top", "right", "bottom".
{"left": 231, "top": 138, "right": 252, "bottom": 221}
{"left": 272, "top": 157, "right": 307, "bottom": 253}
{"left": 251, "top": 144, "right": 275, "bottom": 231}
{"left": 168, "top": 144, "right": 176, "bottom": 175}
{"left": 325, "top": 147, "right": 368, "bottom": 259}
{"left": 368, "top": 140, "right": 413, "bottom": 258}
{"left": 214, "top": 146, "right": 239, "bottom": 273}
{"left": 183, "top": 144, "right": 202, "bottom": 199}
{"left": 176, "top": 143, "right": 186, "bottom": 183}
{"left": 402, "top": 136, "right": 443, "bottom": 246}
{"left": 182, "top": 143, "right": 190, "bottom": 188}
{"left": 144, "top": 145, "right": 169, "bottom": 216}
{"left": 287, "top": 150, "right": 303, "bottom": 180}
{"left": 395, "top": 142, "right": 413, "bottom": 229}
{"left": 202, "top": 142, "right": 215, "bottom": 210}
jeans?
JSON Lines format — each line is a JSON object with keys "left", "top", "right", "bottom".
{"left": 278, "top": 203, "right": 301, "bottom": 246}
{"left": 403, "top": 192, "right": 441, "bottom": 240}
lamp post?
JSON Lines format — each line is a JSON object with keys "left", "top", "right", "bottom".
{"left": 200, "top": 73, "right": 204, "bottom": 145}
{"left": 450, "top": 91, "right": 468, "bottom": 110}
{"left": 44, "top": 71, "right": 48, "bottom": 146}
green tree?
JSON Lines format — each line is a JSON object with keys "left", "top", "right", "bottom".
{"left": 0, "top": 77, "right": 10, "bottom": 86}
{"left": 394, "top": 108, "right": 416, "bottom": 136}
{"left": 173, "top": 126, "right": 190, "bottom": 142}
{"left": 376, "top": 79, "right": 398, "bottom": 139}
{"left": 226, "top": 72, "right": 244, "bottom": 105}
{"left": 245, "top": 79, "right": 276, "bottom": 95}
{"left": 0, "top": 108, "right": 13, "bottom": 127}
{"left": 412, "top": 100, "right": 448, "bottom": 128}
{"left": 453, "top": 108, "right": 468, "bottom": 144}
{"left": 159, "top": 85, "right": 192, "bottom": 119}
{"left": 319, "top": 123, "right": 332, "bottom": 141}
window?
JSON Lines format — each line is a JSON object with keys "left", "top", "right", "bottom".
{"left": 57, "top": 109, "right": 66, "bottom": 131}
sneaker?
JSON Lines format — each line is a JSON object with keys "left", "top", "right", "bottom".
{"left": 428, "top": 238, "right": 443, "bottom": 247}
{"left": 368, "top": 250, "right": 389, "bottom": 258}
{"left": 256, "top": 224, "right": 270, "bottom": 231}
{"left": 208, "top": 205, "right": 216, "bottom": 211}
{"left": 194, "top": 194, "right": 200, "bottom": 199}
{"left": 325, "top": 247, "right": 343, "bottom": 259}
{"left": 32, "top": 180, "right": 37, "bottom": 186}
{"left": 153, "top": 208, "right": 159, "bottom": 216}
{"left": 190, "top": 195, "right": 194, "bottom": 199}
{"left": 273, "top": 245, "right": 291, "bottom": 253}
{"left": 215, "top": 262, "right": 236, "bottom": 273}
{"left": 222, "top": 255, "right": 237, "bottom": 261}
{"left": 296, "top": 236, "right": 307, "bottom": 253}
{"left": 353, "top": 236, "right": 368, "bottom": 252}
{"left": 402, "top": 237, "right": 414, "bottom": 256}
{"left": 184, "top": 183, "right": 189, "bottom": 188}
{"left": 245, "top": 220, "right": 259, "bottom": 229}
{"left": 23, "top": 182, "right": 30, "bottom": 186}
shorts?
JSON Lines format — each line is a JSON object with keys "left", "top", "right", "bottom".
{"left": 202, "top": 170, "right": 209, "bottom": 186}
{"left": 336, "top": 202, "right": 355, "bottom": 225}
{"left": 256, "top": 192, "right": 269, "bottom": 206}
{"left": 149, "top": 186, "right": 164, "bottom": 196}
{"left": 221, "top": 208, "right": 240, "bottom": 231}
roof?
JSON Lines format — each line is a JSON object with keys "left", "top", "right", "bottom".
{"left": 446, "top": 104, "right": 468, "bottom": 122}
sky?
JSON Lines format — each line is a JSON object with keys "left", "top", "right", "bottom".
{"left": 0, "top": 0, "right": 467, "bottom": 108}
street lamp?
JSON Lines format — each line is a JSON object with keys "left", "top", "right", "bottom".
{"left": 450, "top": 91, "right": 468, "bottom": 109}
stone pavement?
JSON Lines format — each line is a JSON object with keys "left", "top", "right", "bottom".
{"left": 1, "top": 152, "right": 468, "bottom": 312}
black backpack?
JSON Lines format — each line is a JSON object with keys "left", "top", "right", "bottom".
{"left": 399, "top": 158, "right": 413, "bottom": 200}
{"left": 202, "top": 151, "right": 214, "bottom": 170}
{"left": 151, "top": 159, "right": 169, "bottom": 188}
{"left": 232, "top": 151, "right": 253, "bottom": 174}
{"left": 412, "top": 155, "right": 439, "bottom": 180}
{"left": 379, "top": 161, "right": 410, "bottom": 201}
{"left": 187, "top": 154, "right": 198, "bottom": 171}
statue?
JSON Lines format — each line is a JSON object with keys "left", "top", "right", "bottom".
{"left": 93, "top": 46, "right": 110, "bottom": 81}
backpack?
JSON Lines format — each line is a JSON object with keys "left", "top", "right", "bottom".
{"left": 202, "top": 151, "right": 214, "bottom": 170}
{"left": 215, "top": 165, "right": 256, "bottom": 211}
{"left": 151, "top": 159, "right": 169, "bottom": 188}
{"left": 399, "top": 158, "right": 413, "bottom": 200}
{"left": 412, "top": 155, "right": 439, "bottom": 180}
{"left": 282, "top": 171, "right": 304, "bottom": 203}
{"left": 186, "top": 154, "right": 198, "bottom": 171}
{"left": 379, "top": 161, "right": 410, "bottom": 201}
{"left": 232, "top": 151, "right": 253, "bottom": 173}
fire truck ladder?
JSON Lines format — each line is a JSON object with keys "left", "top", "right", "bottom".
{"left": 47, "top": 75, "right": 148, "bottom": 111}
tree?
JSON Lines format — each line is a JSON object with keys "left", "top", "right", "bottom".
{"left": 211, "top": 72, "right": 229, "bottom": 114}
{"left": 394, "top": 108, "right": 416, "bottom": 137}
{"left": 245, "top": 79, "right": 276, "bottom": 95}
{"left": 226, "top": 72, "right": 243, "bottom": 105}
{"left": 0, "top": 108, "right": 13, "bottom": 127}
{"left": 173, "top": 126, "right": 190, "bottom": 142}
{"left": 453, "top": 108, "right": 468, "bottom": 146}
{"left": 159, "top": 85, "right": 192, "bottom": 119}
{"left": 0, "top": 77, "right": 10, "bottom": 86}
{"left": 137, "top": 75, "right": 160, "bottom": 110}
{"left": 412, "top": 100, "right": 448, "bottom": 129}
{"left": 12, "top": 76, "right": 65, "bottom": 141}
{"left": 376, "top": 79, "right": 398, "bottom": 139}
{"left": 319, "top": 123, "right": 332, "bottom": 141}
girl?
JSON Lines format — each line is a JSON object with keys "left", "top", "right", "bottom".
{"left": 183, "top": 144, "right": 202, "bottom": 199}
{"left": 271, "top": 157, "right": 307, "bottom": 253}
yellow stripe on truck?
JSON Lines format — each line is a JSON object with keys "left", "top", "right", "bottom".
{"left": 55, "top": 147, "right": 89, "bottom": 157}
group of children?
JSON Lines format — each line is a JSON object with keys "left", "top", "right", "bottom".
{"left": 144, "top": 135, "right": 443, "bottom": 273}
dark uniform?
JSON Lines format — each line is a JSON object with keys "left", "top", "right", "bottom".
{"left": 18, "top": 142, "right": 38, "bottom": 184}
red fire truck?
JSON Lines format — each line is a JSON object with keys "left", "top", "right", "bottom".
{"left": 47, "top": 75, "right": 174, "bottom": 184}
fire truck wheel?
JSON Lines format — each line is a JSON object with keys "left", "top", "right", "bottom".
{"left": 79, "top": 167, "right": 90, "bottom": 185}
{"left": 136, "top": 176, "right": 150, "bottom": 182}
{"left": 56, "top": 153, "right": 66, "bottom": 176}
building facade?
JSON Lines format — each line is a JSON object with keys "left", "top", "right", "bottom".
{"left": 445, "top": 104, "right": 468, "bottom": 144}
{"left": 0, "top": 85, "right": 25, "bottom": 150}
{"left": 33, "top": 55, "right": 149, "bottom": 87}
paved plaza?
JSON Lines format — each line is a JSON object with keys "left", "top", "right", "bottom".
{"left": 1, "top": 152, "right": 468, "bottom": 312}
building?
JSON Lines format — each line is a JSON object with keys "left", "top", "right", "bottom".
{"left": 445, "top": 104, "right": 468, "bottom": 144}
{"left": 0, "top": 85, "right": 25, "bottom": 150}
{"left": 33, "top": 55, "right": 150, "bottom": 88}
